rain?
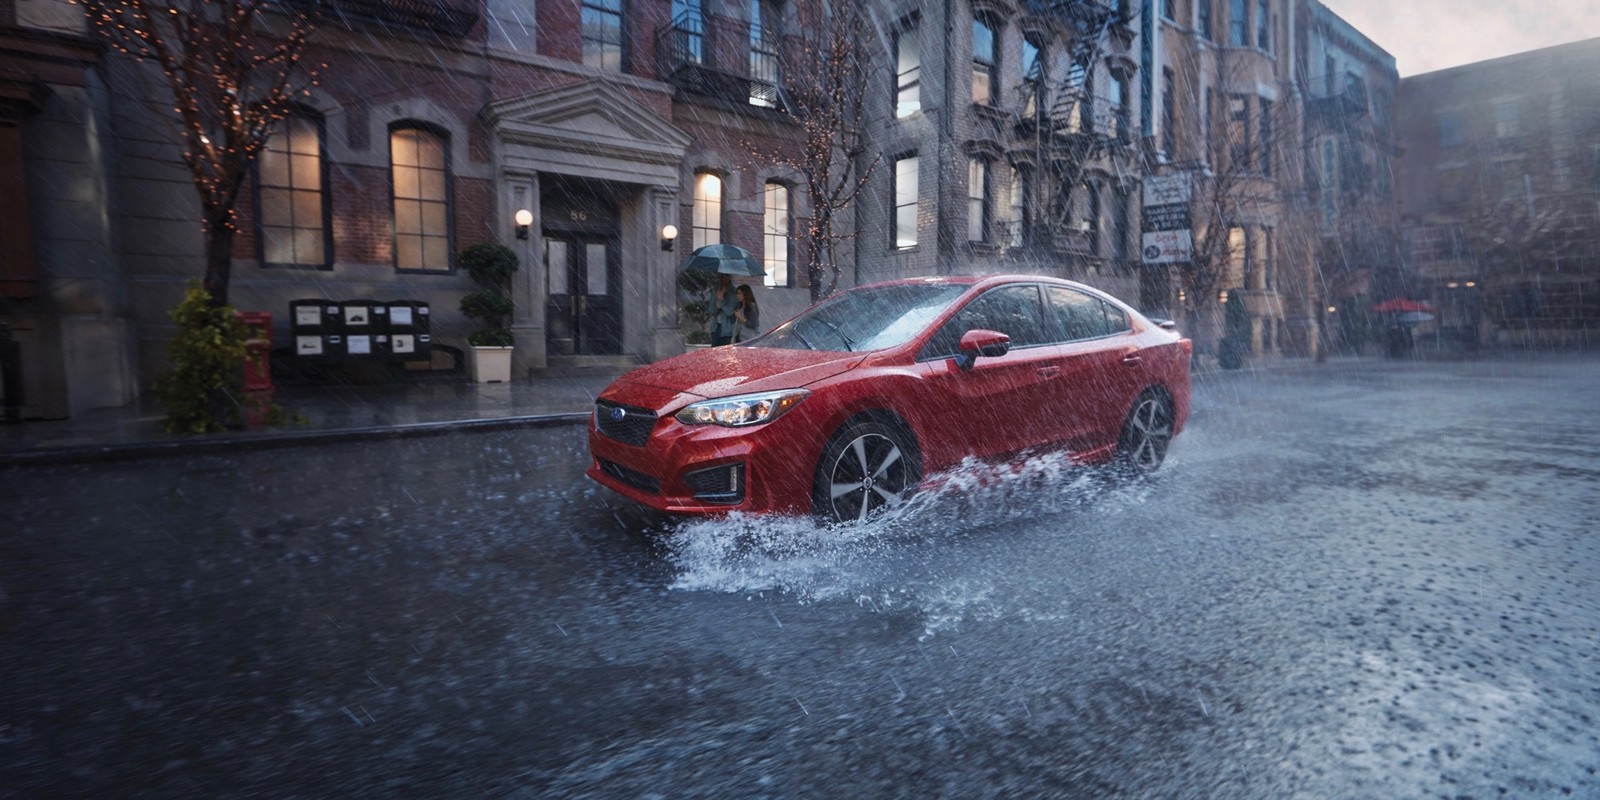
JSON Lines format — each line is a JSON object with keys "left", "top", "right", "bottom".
{"left": 3, "top": 0, "right": 1600, "bottom": 797}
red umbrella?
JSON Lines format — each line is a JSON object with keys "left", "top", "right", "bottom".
{"left": 1371, "top": 297, "right": 1436, "bottom": 314}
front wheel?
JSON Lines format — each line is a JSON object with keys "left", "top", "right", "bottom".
{"left": 813, "top": 421, "right": 919, "bottom": 524}
{"left": 1117, "top": 393, "right": 1174, "bottom": 474}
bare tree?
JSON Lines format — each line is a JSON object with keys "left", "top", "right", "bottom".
{"left": 1160, "top": 49, "right": 1301, "bottom": 354}
{"left": 83, "top": 0, "right": 320, "bottom": 306}
{"left": 742, "top": 0, "right": 878, "bottom": 301}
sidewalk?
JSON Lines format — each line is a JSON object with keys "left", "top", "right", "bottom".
{"left": 0, "top": 368, "right": 625, "bottom": 467}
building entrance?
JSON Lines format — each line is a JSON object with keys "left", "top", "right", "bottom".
{"left": 542, "top": 182, "right": 622, "bottom": 356}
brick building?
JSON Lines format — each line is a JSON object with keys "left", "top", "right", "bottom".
{"left": 1297, "top": 0, "right": 1400, "bottom": 354}
{"left": 1397, "top": 37, "right": 1600, "bottom": 348}
{"left": 1, "top": 0, "right": 823, "bottom": 418}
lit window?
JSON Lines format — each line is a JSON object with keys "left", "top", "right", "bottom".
{"left": 972, "top": 17, "right": 997, "bottom": 106}
{"left": 894, "top": 155, "right": 919, "bottom": 249}
{"left": 967, "top": 158, "right": 988, "bottom": 243}
{"left": 391, "top": 126, "right": 450, "bottom": 272}
{"left": 895, "top": 19, "right": 921, "bottom": 117}
{"left": 1229, "top": 94, "right": 1250, "bottom": 170}
{"left": 584, "top": 0, "right": 625, "bottom": 70}
{"left": 693, "top": 173, "right": 722, "bottom": 249}
{"left": 1007, "top": 167, "right": 1026, "bottom": 248}
{"left": 256, "top": 113, "right": 328, "bottom": 268}
{"left": 763, "top": 182, "right": 790, "bottom": 287}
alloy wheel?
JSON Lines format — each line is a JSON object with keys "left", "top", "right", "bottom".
{"left": 826, "top": 432, "right": 911, "bottom": 523}
{"left": 1121, "top": 396, "right": 1174, "bottom": 472}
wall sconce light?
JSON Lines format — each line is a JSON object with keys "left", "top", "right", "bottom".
{"left": 514, "top": 208, "right": 533, "bottom": 240}
{"left": 661, "top": 224, "right": 679, "bottom": 252}
{"left": 1327, "top": 305, "right": 1338, "bottom": 314}
{"left": 1218, "top": 289, "right": 1230, "bottom": 304}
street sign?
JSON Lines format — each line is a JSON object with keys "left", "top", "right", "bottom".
{"left": 1141, "top": 173, "right": 1194, "bottom": 265}
{"left": 1141, "top": 230, "right": 1193, "bottom": 265}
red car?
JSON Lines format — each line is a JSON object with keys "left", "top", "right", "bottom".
{"left": 587, "top": 275, "right": 1191, "bottom": 524}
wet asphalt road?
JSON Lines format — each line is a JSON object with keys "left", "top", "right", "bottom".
{"left": 3, "top": 354, "right": 1598, "bottom": 798}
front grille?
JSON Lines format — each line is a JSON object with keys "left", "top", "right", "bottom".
{"left": 595, "top": 401, "right": 657, "bottom": 446}
{"left": 683, "top": 463, "right": 746, "bottom": 505}
{"left": 599, "top": 459, "right": 660, "bottom": 495}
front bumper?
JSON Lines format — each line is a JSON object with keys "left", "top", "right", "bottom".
{"left": 586, "top": 409, "right": 817, "bottom": 516}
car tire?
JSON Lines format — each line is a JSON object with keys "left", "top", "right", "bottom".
{"left": 813, "top": 420, "right": 919, "bottom": 525}
{"left": 1117, "top": 392, "right": 1174, "bottom": 475}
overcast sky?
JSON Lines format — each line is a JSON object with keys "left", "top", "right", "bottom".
{"left": 1319, "top": 0, "right": 1600, "bottom": 76}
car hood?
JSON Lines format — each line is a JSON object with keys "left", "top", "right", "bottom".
{"left": 600, "top": 346, "right": 865, "bottom": 413}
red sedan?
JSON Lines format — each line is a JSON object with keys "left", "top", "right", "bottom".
{"left": 587, "top": 275, "right": 1191, "bottom": 524}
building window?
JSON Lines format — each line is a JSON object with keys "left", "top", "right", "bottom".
{"left": 1109, "top": 74, "right": 1129, "bottom": 141}
{"left": 763, "top": 181, "right": 790, "bottom": 287}
{"left": 390, "top": 126, "right": 451, "bottom": 272}
{"left": 749, "top": 0, "right": 780, "bottom": 107}
{"left": 1256, "top": 225, "right": 1273, "bottom": 289}
{"left": 1022, "top": 36, "right": 1045, "bottom": 121}
{"left": 1256, "top": 0, "right": 1270, "bottom": 50}
{"left": 583, "top": 0, "right": 625, "bottom": 71}
{"left": 1228, "top": 94, "right": 1249, "bottom": 170}
{"left": 972, "top": 17, "right": 997, "bottom": 106}
{"left": 1227, "top": 225, "right": 1246, "bottom": 287}
{"left": 1161, "top": 68, "right": 1177, "bottom": 157}
{"left": 693, "top": 172, "right": 722, "bottom": 249}
{"left": 1204, "top": 87, "right": 1215, "bottom": 163}
{"left": 1113, "top": 188, "right": 1130, "bottom": 264}
{"left": 1494, "top": 100, "right": 1521, "bottom": 138}
{"left": 1086, "top": 183, "right": 1101, "bottom": 255}
{"left": 1006, "top": 166, "right": 1027, "bottom": 248}
{"left": 895, "top": 19, "right": 921, "bottom": 118}
{"left": 967, "top": 158, "right": 989, "bottom": 243}
{"left": 256, "top": 112, "right": 329, "bottom": 268}
{"left": 1199, "top": 0, "right": 1212, "bottom": 41}
{"left": 1258, "top": 97, "right": 1273, "bottom": 176}
{"left": 1229, "top": 0, "right": 1247, "bottom": 46}
{"left": 1438, "top": 112, "right": 1463, "bottom": 148}
{"left": 1162, "top": 0, "right": 1175, "bottom": 20}
{"left": 893, "top": 154, "right": 919, "bottom": 249}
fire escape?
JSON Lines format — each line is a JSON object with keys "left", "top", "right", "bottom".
{"left": 1013, "top": 0, "right": 1136, "bottom": 255}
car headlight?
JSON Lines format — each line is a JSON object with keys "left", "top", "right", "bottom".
{"left": 675, "top": 389, "right": 810, "bottom": 428}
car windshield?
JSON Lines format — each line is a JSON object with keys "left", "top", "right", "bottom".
{"left": 749, "top": 283, "right": 968, "bottom": 352}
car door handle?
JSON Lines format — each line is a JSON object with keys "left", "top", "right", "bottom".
{"left": 1036, "top": 366, "right": 1062, "bottom": 378}
{"left": 1121, "top": 354, "right": 1143, "bottom": 365}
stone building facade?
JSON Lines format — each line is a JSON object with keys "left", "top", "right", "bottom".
{"left": 1397, "top": 37, "right": 1600, "bottom": 348}
{"left": 1, "top": 0, "right": 823, "bottom": 418}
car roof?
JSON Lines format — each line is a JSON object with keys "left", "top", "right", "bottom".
{"left": 852, "top": 273, "right": 1115, "bottom": 296}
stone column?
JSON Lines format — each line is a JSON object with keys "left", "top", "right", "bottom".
{"left": 504, "top": 175, "right": 546, "bottom": 371}
{"left": 649, "top": 185, "right": 684, "bottom": 361}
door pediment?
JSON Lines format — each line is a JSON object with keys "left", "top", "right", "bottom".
{"left": 488, "top": 81, "right": 689, "bottom": 183}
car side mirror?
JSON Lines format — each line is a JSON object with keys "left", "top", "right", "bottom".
{"left": 1150, "top": 318, "right": 1178, "bottom": 331}
{"left": 955, "top": 329, "right": 1010, "bottom": 371}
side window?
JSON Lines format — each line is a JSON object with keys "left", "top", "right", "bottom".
{"left": 920, "top": 285, "right": 1049, "bottom": 360}
{"left": 1047, "top": 286, "right": 1126, "bottom": 341}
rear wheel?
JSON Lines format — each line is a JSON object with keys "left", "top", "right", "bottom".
{"left": 813, "top": 421, "right": 919, "bottom": 524}
{"left": 1117, "top": 393, "right": 1174, "bottom": 474}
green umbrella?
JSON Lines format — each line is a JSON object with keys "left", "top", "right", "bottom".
{"left": 678, "top": 244, "right": 766, "bottom": 277}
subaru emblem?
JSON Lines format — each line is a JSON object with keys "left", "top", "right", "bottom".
{"left": 609, "top": 407, "right": 626, "bottom": 422}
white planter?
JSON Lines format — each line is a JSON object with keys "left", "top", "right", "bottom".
{"left": 471, "top": 346, "right": 514, "bottom": 383}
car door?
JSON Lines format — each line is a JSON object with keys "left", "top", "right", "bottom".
{"left": 1044, "top": 286, "right": 1141, "bottom": 453}
{"left": 914, "top": 284, "right": 1067, "bottom": 461}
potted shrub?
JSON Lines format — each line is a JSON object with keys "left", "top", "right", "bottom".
{"left": 458, "top": 243, "right": 519, "bottom": 382}
{"left": 677, "top": 269, "right": 717, "bottom": 346}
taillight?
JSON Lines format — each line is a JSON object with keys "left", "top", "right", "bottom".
{"left": 1180, "top": 339, "right": 1193, "bottom": 357}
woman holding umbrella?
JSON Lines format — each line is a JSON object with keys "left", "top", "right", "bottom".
{"left": 710, "top": 275, "right": 741, "bottom": 346}
{"left": 679, "top": 244, "right": 766, "bottom": 346}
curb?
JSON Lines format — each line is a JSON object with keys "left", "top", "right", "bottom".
{"left": 0, "top": 412, "right": 592, "bottom": 468}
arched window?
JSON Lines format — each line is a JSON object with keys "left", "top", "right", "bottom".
{"left": 390, "top": 125, "right": 452, "bottom": 272}
{"left": 763, "top": 181, "right": 791, "bottom": 287}
{"left": 693, "top": 172, "right": 723, "bottom": 248}
{"left": 255, "top": 110, "right": 329, "bottom": 268}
